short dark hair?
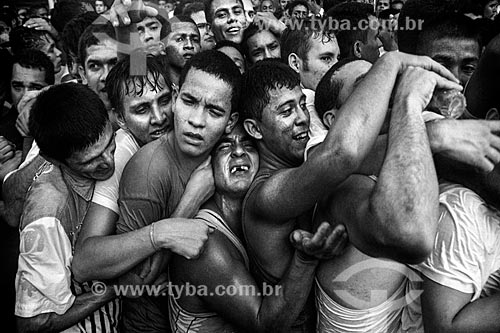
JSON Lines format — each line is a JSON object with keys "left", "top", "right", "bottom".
{"left": 169, "top": 14, "right": 198, "bottom": 28}
{"left": 397, "top": 0, "right": 467, "bottom": 54}
{"left": 240, "top": 58, "right": 300, "bottom": 121}
{"left": 13, "top": 49, "right": 55, "bottom": 85}
{"left": 215, "top": 39, "right": 245, "bottom": 57}
{"left": 288, "top": 0, "right": 309, "bottom": 15}
{"left": 242, "top": 23, "right": 280, "bottom": 60}
{"left": 9, "top": 26, "right": 52, "bottom": 56}
{"left": 415, "top": 14, "right": 482, "bottom": 54}
{"left": 182, "top": 2, "right": 206, "bottom": 17}
{"left": 314, "top": 57, "right": 358, "bottom": 120}
{"left": 280, "top": 21, "right": 335, "bottom": 63}
{"left": 179, "top": 50, "right": 242, "bottom": 113}
{"left": 51, "top": 0, "right": 88, "bottom": 33}
{"left": 29, "top": 83, "right": 109, "bottom": 162}
{"left": 106, "top": 54, "right": 172, "bottom": 117}
{"left": 78, "top": 21, "right": 116, "bottom": 67}
{"left": 61, "top": 11, "right": 100, "bottom": 67}
{"left": 326, "top": 2, "right": 374, "bottom": 60}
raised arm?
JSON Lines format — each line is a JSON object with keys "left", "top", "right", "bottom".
{"left": 251, "top": 52, "right": 460, "bottom": 222}
{"left": 320, "top": 66, "right": 462, "bottom": 264}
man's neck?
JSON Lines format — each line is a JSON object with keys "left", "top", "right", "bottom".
{"left": 169, "top": 131, "right": 209, "bottom": 175}
{"left": 257, "top": 141, "right": 302, "bottom": 172}
{"left": 207, "top": 193, "right": 244, "bottom": 239}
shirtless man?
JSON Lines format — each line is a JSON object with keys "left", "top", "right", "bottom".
{"left": 240, "top": 54, "right": 461, "bottom": 331}
{"left": 169, "top": 123, "right": 347, "bottom": 332}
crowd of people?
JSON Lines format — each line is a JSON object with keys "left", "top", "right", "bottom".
{"left": 1, "top": 0, "right": 500, "bottom": 332}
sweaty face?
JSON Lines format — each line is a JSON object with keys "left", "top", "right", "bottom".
{"left": 79, "top": 39, "right": 119, "bottom": 110}
{"left": 119, "top": 75, "right": 173, "bottom": 146}
{"left": 246, "top": 30, "right": 281, "bottom": 64}
{"left": 173, "top": 69, "right": 234, "bottom": 158}
{"left": 65, "top": 122, "right": 116, "bottom": 181}
{"left": 301, "top": 33, "right": 339, "bottom": 90}
{"left": 10, "top": 64, "right": 50, "bottom": 107}
{"left": 190, "top": 11, "right": 216, "bottom": 51}
{"left": 218, "top": 46, "right": 245, "bottom": 74}
{"left": 165, "top": 22, "right": 201, "bottom": 69}
{"left": 39, "top": 34, "right": 62, "bottom": 73}
{"left": 212, "top": 124, "right": 259, "bottom": 197}
{"left": 291, "top": 5, "right": 308, "bottom": 19}
{"left": 258, "top": 85, "right": 309, "bottom": 165}
{"left": 418, "top": 37, "right": 480, "bottom": 87}
{"left": 210, "top": 0, "right": 247, "bottom": 44}
{"left": 137, "top": 17, "right": 162, "bottom": 47}
{"left": 260, "top": 0, "right": 275, "bottom": 12}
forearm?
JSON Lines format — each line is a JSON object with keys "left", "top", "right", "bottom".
{"left": 256, "top": 252, "right": 318, "bottom": 332}
{"left": 17, "top": 290, "right": 115, "bottom": 333}
{"left": 371, "top": 100, "right": 438, "bottom": 262}
{"left": 171, "top": 190, "right": 207, "bottom": 218}
{"left": 73, "top": 227, "right": 157, "bottom": 282}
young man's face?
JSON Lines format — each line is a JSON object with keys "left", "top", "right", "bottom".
{"left": 165, "top": 22, "right": 201, "bottom": 69}
{"left": 190, "top": 11, "right": 216, "bottom": 51}
{"left": 300, "top": 33, "right": 339, "bottom": 90}
{"left": 65, "top": 122, "right": 116, "bottom": 181}
{"left": 257, "top": 85, "right": 309, "bottom": 164}
{"left": 137, "top": 17, "right": 162, "bottom": 47}
{"left": 119, "top": 74, "right": 173, "bottom": 146}
{"left": 291, "top": 4, "right": 308, "bottom": 19}
{"left": 212, "top": 124, "right": 259, "bottom": 197}
{"left": 417, "top": 37, "right": 480, "bottom": 87}
{"left": 210, "top": 0, "right": 247, "bottom": 44}
{"left": 79, "top": 39, "right": 119, "bottom": 110}
{"left": 377, "top": 0, "right": 390, "bottom": 12}
{"left": 172, "top": 68, "right": 235, "bottom": 158}
{"left": 10, "top": 63, "right": 50, "bottom": 107}
{"left": 95, "top": 0, "right": 108, "bottom": 14}
{"left": 246, "top": 30, "right": 281, "bottom": 64}
{"left": 39, "top": 33, "right": 62, "bottom": 74}
{"left": 280, "top": 0, "right": 290, "bottom": 10}
{"left": 260, "top": 0, "right": 275, "bottom": 12}
{"left": 242, "top": 0, "right": 255, "bottom": 25}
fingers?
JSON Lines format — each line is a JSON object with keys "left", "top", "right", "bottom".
{"left": 138, "top": 257, "right": 152, "bottom": 279}
{"left": 433, "top": 74, "right": 463, "bottom": 92}
{"left": 305, "top": 222, "right": 332, "bottom": 251}
{"left": 486, "top": 120, "right": 500, "bottom": 135}
{"left": 424, "top": 59, "right": 460, "bottom": 84}
{"left": 144, "top": 5, "right": 158, "bottom": 17}
{"left": 322, "top": 224, "right": 348, "bottom": 256}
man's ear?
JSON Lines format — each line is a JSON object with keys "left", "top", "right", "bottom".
{"left": 322, "top": 109, "right": 336, "bottom": 128}
{"left": 288, "top": 53, "right": 302, "bottom": 74}
{"left": 171, "top": 85, "right": 179, "bottom": 114}
{"left": 78, "top": 65, "right": 88, "bottom": 85}
{"left": 353, "top": 40, "right": 363, "bottom": 59}
{"left": 115, "top": 110, "right": 128, "bottom": 130}
{"left": 225, "top": 112, "right": 239, "bottom": 133}
{"left": 486, "top": 107, "right": 499, "bottom": 120}
{"left": 243, "top": 118, "right": 263, "bottom": 140}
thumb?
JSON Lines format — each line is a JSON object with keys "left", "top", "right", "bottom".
{"left": 144, "top": 6, "right": 158, "bottom": 17}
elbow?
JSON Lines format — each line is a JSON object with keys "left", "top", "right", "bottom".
{"left": 71, "top": 254, "right": 92, "bottom": 283}
{"left": 324, "top": 145, "right": 363, "bottom": 176}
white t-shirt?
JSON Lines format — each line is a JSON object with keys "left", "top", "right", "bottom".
{"left": 92, "top": 128, "right": 139, "bottom": 214}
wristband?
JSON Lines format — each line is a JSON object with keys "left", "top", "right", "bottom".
{"left": 150, "top": 222, "right": 159, "bottom": 251}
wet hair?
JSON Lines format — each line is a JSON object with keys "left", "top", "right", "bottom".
{"left": 326, "top": 2, "right": 374, "bottom": 60}
{"left": 9, "top": 26, "right": 53, "bottom": 56}
{"left": 13, "top": 49, "right": 55, "bottom": 85}
{"left": 314, "top": 57, "right": 358, "bottom": 120}
{"left": 106, "top": 54, "right": 172, "bottom": 117}
{"left": 78, "top": 21, "right": 116, "bottom": 67}
{"left": 240, "top": 58, "right": 300, "bottom": 121}
{"left": 179, "top": 50, "right": 242, "bottom": 113}
{"left": 29, "top": 83, "right": 109, "bottom": 161}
